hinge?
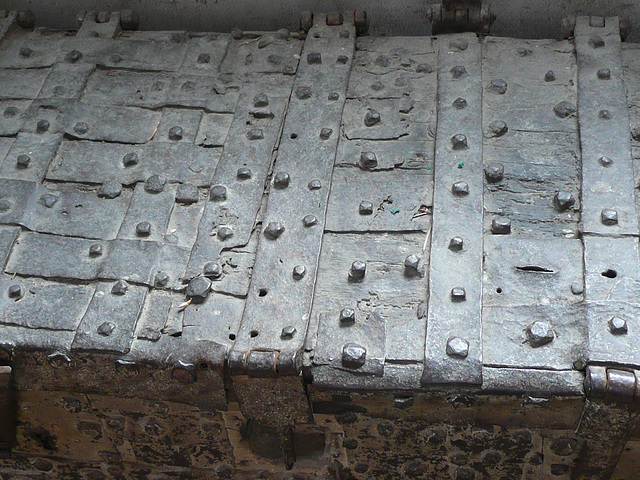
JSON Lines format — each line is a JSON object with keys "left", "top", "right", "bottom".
{"left": 583, "top": 365, "right": 640, "bottom": 407}
{"left": 0, "top": 366, "right": 15, "bottom": 451}
{"left": 429, "top": 0, "right": 495, "bottom": 35}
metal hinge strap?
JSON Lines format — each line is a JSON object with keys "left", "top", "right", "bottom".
{"left": 0, "top": 366, "right": 15, "bottom": 449}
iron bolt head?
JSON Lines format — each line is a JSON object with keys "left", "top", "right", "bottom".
{"left": 488, "top": 79, "right": 508, "bottom": 94}
{"left": 544, "top": 70, "right": 556, "bottom": 82}
{"left": 203, "top": 262, "right": 223, "bottom": 279}
{"left": 264, "top": 222, "right": 285, "bottom": 239}
{"left": 320, "top": 127, "right": 333, "bottom": 139}
{"left": 97, "top": 321, "right": 115, "bottom": 336}
{"left": 599, "top": 109, "right": 612, "bottom": 120}
{"left": 292, "top": 265, "right": 306, "bottom": 280}
{"left": 19, "top": 46, "right": 33, "bottom": 58}
{"left": 281, "top": 326, "right": 297, "bottom": 339}
{"left": 154, "top": 272, "right": 169, "bottom": 287}
{"left": 7, "top": 284, "right": 23, "bottom": 299}
{"left": 337, "top": 55, "right": 349, "bottom": 64}
{"left": 273, "top": 172, "right": 290, "bottom": 189}
{"left": 452, "top": 97, "right": 467, "bottom": 109}
{"left": 144, "top": 174, "right": 166, "bottom": 193}
{"left": 253, "top": 94, "right": 269, "bottom": 107}
{"left": 554, "top": 101, "right": 576, "bottom": 118}
{"left": 16, "top": 154, "right": 30, "bottom": 169}
{"left": 308, "top": 179, "right": 322, "bottom": 190}
{"left": 36, "top": 119, "right": 50, "bottom": 133}
{"left": 571, "top": 282, "right": 584, "bottom": 295}
{"left": 485, "top": 163, "right": 504, "bottom": 183}
{"left": 599, "top": 156, "right": 613, "bottom": 167}
{"left": 601, "top": 209, "right": 618, "bottom": 226}
{"left": 449, "top": 38, "right": 468, "bottom": 51}
{"left": 446, "top": 337, "right": 469, "bottom": 358}
{"left": 237, "top": 167, "right": 252, "bottom": 179}
{"left": 416, "top": 63, "right": 433, "bottom": 73}
{"left": 449, "top": 236, "right": 464, "bottom": 251}
{"left": 488, "top": 120, "right": 508, "bottom": 137}
{"left": 246, "top": 128, "right": 264, "bottom": 140}
{"left": 65, "top": 50, "right": 82, "bottom": 62}
{"left": 302, "top": 214, "right": 318, "bottom": 227}
{"left": 554, "top": 191, "right": 575, "bottom": 211}
{"left": 328, "top": 92, "right": 340, "bottom": 101}
{"left": 527, "top": 321, "right": 555, "bottom": 347}
{"left": 196, "top": 53, "right": 210, "bottom": 64}
{"left": 451, "top": 287, "right": 466, "bottom": 302}
{"left": 89, "top": 243, "right": 103, "bottom": 257}
{"left": 517, "top": 47, "right": 532, "bottom": 57}
{"left": 588, "top": 35, "right": 605, "bottom": 48}
{"left": 451, "top": 134, "right": 468, "bottom": 150}
{"left": 371, "top": 81, "right": 384, "bottom": 91}
{"left": 295, "top": 86, "right": 312, "bottom": 100}
{"left": 349, "top": 261, "right": 366, "bottom": 282}
{"left": 136, "top": 221, "right": 151, "bottom": 236}
{"left": 364, "top": 109, "right": 381, "bottom": 127}
{"left": 186, "top": 276, "right": 211, "bottom": 303}
{"left": 275, "top": 28, "right": 290, "bottom": 39}
{"left": 175, "top": 183, "right": 199, "bottom": 204}
{"left": 597, "top": 68, "right": 611, "bottom": 80}
{"left": 360, "top": 151, "right": 378, "bottom": 169}
{"left": 217, "top": 226, "right": 233, "bottom": 241}
{"left": 609, "top": 316, "right": 628, "bottom": 335}
{"left": 452, "top": 181, "right": 469, "bottom": 196}
{"left": 73, "top": 122, "right": 89, "bottom": 135}
{"left": 404, "top": 254, "right": 422, "bottom": 277}
{"left": 231, "top": 28, "right": 243, "bottom": 39}
{"left": 342, "top": 342, "right": 366, "bottom": 368}
{"left": 339, "top": 29, "right": 350, "bottom": 38}
{"left": 340, "top": 307, "right": 356, "bottom": 325}
{"left": 209, "top": 185, "right": 227, "bottom": 201}
{"left": 111, "top": 280, "right": 129, "bottom": 295}
{"left": 97, "top": 181, "right": 122, "bottom": 199}
{"left": 491, "top": 216, "right": 511, "bottom": 234}
{"left": 450, "top": 65, "right": 467, "bottom": 79}
{"left": 359, "top": 201, "right": 374, "bottom": 215}
{"left": 122, "top": 152, "right": 139, "bottom": 167}
{"left": 39, "top": 193, "right": 58, "bottom": 208}
{"left": 168, "top": 126, "right": 183, "bottom": 140}
{"left": 307, "top": 52, "right": 322, "bottom": 64}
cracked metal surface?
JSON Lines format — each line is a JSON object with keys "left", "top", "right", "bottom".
{"left": 0, "top": 9, "right": 640, "bottom": 479}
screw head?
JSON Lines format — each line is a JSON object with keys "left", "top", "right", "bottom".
{"left": 451, "top": 134, "right": 468, "bottom": 150}
{"left": 340, "top": 307, "right": 356, "bottom": 325}
{"left": 111, "top": 280, "right": 129, "bottom": 295}
{"left": 554, "top": 191, "right": 575, "bottom": 211}
{"left": 349, "top": 261, "right": 366, "bottom": 282}
{"left": 264, "top": 222, "right": 285, "bottom": 239}
{"left": 488, "top": 120, "right": 508, "bottom": 137}
{"left": 491, "top": 217, "right": 511, "bottom": 234}
{"left": 209, "top": 185, "right": 227, "bottom": 201}
{"left": 281, "top": 325, "right": 297, "bottom": 339}
{"left": 342, "top": 342, "right": 366, "bottom": 368}
{"left": 359, "top": 201, "right": 374, "bottom": 215}
{"left": 601, "top": 209, "right": 618, "bottom": 226}
{"left": 186, "top": 276, "right": 211, "bottom": 303}
{"left": 527, "top": 321, "right": 555, "bottom": 347}
{"left": 273, "top": 172, "right": 290, "bottom": 189}
{"left": 136, "top": 221, "right": 151, "bottom": 236}
{"left": 203, "top": 261, "right": 223, "bottom": 279}
{"left": 449, "top": 237, "right": 464, "bottom": 251}
{"left": 450, "top": 287, "right": 466, "bottom": 302}
{"left": 485, "top": 163, "right": 504, "bottom": 183}
{"left": 488, "top": 79, "right": 508, "bottom": 94}
{"left": 609, "top": 316, "right": 628, "bottom": 335}
{"left": 446, "top": 337, "right": 469, "bottom": 358}
{"left": 364, "top": 110, "right": 381, "bottom": 127}
{"left": 360, "top": 151, "right": 378, "bottom": 169}
{"left": 452, "top": 181, "right": 469, "bottom": 196}
{"left": 292, "top": 265, "right": 306, "bottom": 280}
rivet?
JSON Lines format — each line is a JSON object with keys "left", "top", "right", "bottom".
{"left": 65, "top": 50, "right": 82, "bottom": 62}
{"left": 168, "top": 126, "right": 183, "bottom": 140}
{"left": 36, "top": 119, "right": 50, "bottom": 133}
{"left": 527, "top": 321, "right": 554, "bottom": 347}
{"left": 609, "top": 316, "right": 628, "bottom": 335}
{"left": 349, "top": 261, "right": 366, "bottom": 282}
{"left": 123, "top": 152, "right": 139, "bottom": 167}
{"left": 97, "top": 181, "right": 122, "bottom": 199}
{"left": 7, "top": 284, "right": 23, "bottom": 299}
{"left": 488, "top": 79, "right": 508, "bottom": 94}
{"left": 292, "top": 265, "right": 306, "bottom": 280}
{"left": 175, "top": 183, "right": 199, "bottom": 204}
{"left": 73, "top": 122, "right": 89, "bottom": 135}
{"left": 231, "top": 28, "right": 243, "bottom": 39}
{"left": 210, "top": 185, "right": 227, "bottom": 201}
{"left": 488, "top": 120, "right": 508, "bottom": 137}
{"left": 203, "top": 261, "right": 223, "bottom": 279}
{"left": 598, "top": 109, "right": 612, "bottom": 120}
{"left": 544, "top": 70, "right": 556, "bottom": 82}
{"left": 217, "top": 226, "right": 233, "bottom": 240}
{"left": 257, "top": 38, "right": 270, "bottom": 49}
{"left": 597, "top": 68, "right": 611, "bottom": 80}
{"left": 274, "top": 28, "right": 290, "bottom": 39}
{"left": 19, "top": 46, "right": 33, "bottom": 58}
{"left": 111, "top": 280, "right": 129, "bottom": 295}
{"left": 302, "top": 214, "right": 318, "bottom": 227}
{"left": 328, "top": 92, "right": 339, "bottom": 101}
{"left": 404, "top": 254, "right": 422, "bottom": 277}
{"left": 554, "top": 101, "right": 576, "bottom": 118}
{"left": 320, "top": 128, "right": 333, "bottom": 139}
{"left": 186, "top": 276, "right": 211, "bottom": 303}
{"left": 453, "top": 98, "right": 467, "bottom": 109}
{"left": 554, "top": 191, "right": 575, "bottom": 211}
{"left": 571, "top": 282, "right": 584, "bottom": 295}
{"left": 337, "top": 55, "right": 348, "bottom": 64}
{"left": 280, "top": 325, "right": 297, "bottom": 339}
{"left": 449, "top": 38, "right": 468, "bottom": 51}
{"left": 452, "top": 181, "right": 469, "bottom": 196}
{"left": 449, "top": 237, "right": 464, "bottom": 251}
{"left": 485, "top": 163, "right": 504, "bottom": 183}
{"left": 450, "top": 66, "right": 467, "bottom": 79}
{"left": 340, "top": 307, "right": 356, "bottom": 325}
{"left": 110, "top": 54, "right": 122, "bottom": 64}
{"left": 295, "top": 86, "right": 312, "bottom": 100}
{"left": 371, "top": 81, "right": 384, "bottom": 91}
{"left": 416, "top": 63, "right": 433, "bottom": 73}
{"left": 273, "top": 172, "right": 290, "bottom": 189}
{"left": 97, "top": 321, "right": 115, "bottom": 336}
{"left": 264, "top": 222, "right": 285, "bottom": 239}
{"left": 446, "top": 337, "right": 469, "bottom": 358}
{"left": 360, "top": 151, "right": 378, "bottom": 169}
{"left": 254, "top": 94, "right": 269, "bottom": 107}
{"left": 237, "top": 167, "right": 252, "bottom": 179}
{"left": 306, "top": 52, "right": 322, "bottom": 64}
{"left": 144, "top": 175, "right": 166, "bottom": 194}
{"left": 451, "top": 134, "right": 467, "bottom": 150}
{"left": 599, "top": 156, "right": 613, "bottom": 167}
{"left": 268, "top": 55, "right": 283, "bottom": 66}
{"left": 450, "top": 287, "right": 466, "bottom": 302}
{"left": 246, "top": 128, "right": 264, "bottom": 140}
{"left": 517, "top": 47, "right": 532, "bottom": 57}
{"left": 342, "top": 342, "right": 366, "bottom": 368}
{"left": 491, "top": 217, "right": 511, "bottom": 234}
{"left": 375, "top": 55, "right": 390, "bottom": 67}
{"left": 339, "top": 30, "right": 350, "bottom": 39}
{"left": 364, "top": 110, "right": 381, "bottom": 127}
{"left": 308, "top": 179, "right": 322, "bottom": 190}
{"left": 38, "top": 193, "right": 58, "bottom": 208}
{"left": 89, "top": 243, "right": 103, "bottom": 257}
{"left": 154, "top": 272, "right": 169, "bottom": 287}
{"left": 588, "top": 36, "right": 605, "bottom": 48}
{"left": 196, "top": 53, "right": 210, "bottom": 64}
{"left": 3, "top": 107, "right": 18, "bottom": 118}
{"left": 136, "top": 221, "right": 151, "bottom": 236}
{"left": 601, "top": 209, "right": 618, "bottom": 225}
{"left": 359, "top": 201, "right": 374, "bottom": 215}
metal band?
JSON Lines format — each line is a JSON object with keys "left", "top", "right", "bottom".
{"left": 230, "top": 16, "right": 356, "bottom": 375}
{"left": 422, "top": 33, "right": 483, "bottom": 386}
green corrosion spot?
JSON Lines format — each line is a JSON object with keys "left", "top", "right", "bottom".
{"left": 391, "top": 208, "right": 400, "bottom": 214}
{"left": 458, "top": 161, "right": 464, "bottom": 169}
